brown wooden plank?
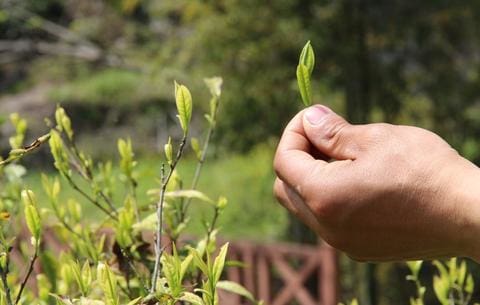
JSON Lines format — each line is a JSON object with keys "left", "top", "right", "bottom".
{"left": 226, "top": 248, "right": 242, "bottom": 304}
{"left": 242, "top": 243, "right": 256, "bottom": 295}
{"left": 319, "top": 246, "right": 338, "bottom": 305}
{"left": 271, "top": 253, "right": 318, "bottom": 305}
{"left": 257, "top": 247, "right": 271, "bottom": 303}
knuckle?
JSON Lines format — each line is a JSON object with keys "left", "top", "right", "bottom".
{"left": 273, "top": 180, "right": 283, "bottom": 200}
{"left": 272, "top": 152, "right": 284, "bottom": 177}
{"left": 323, "top": 118, "right": 349, "bottom": 150}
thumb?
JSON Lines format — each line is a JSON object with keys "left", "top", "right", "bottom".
{"left": 302, "top": 105, "right": 361, "bottom": 160}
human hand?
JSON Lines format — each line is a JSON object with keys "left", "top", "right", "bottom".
{"left": 273, "top": 105, "right": 480, "bottom": 261}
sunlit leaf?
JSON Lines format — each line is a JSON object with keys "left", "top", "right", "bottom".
{"left": 175, "top": 81, "right": 193, "bottom": 134}
{"left": 296, "top": 64, "right": 312, "bottom": 106}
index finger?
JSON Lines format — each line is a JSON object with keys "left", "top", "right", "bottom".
{"left": 273, "top": 110, "right": 327, "bottom": 190}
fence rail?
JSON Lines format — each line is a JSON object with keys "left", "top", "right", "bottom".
{"left": 12, "top": 228, "right": 338, "bottom": 305}
{"left": 219, "top": 240, "right": 338, "bottom": 305}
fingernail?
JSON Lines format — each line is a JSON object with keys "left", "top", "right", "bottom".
{"left": 305, "top": 105, "right": 331, "bottom": 125}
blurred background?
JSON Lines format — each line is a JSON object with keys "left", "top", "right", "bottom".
{"left": 2, "top": 0, "right": 480, "bottom": 304}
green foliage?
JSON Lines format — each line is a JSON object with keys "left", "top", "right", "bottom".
{"left": 49, "top": 69, "right": 159, "bottom": 107}
{"left": 432, "top": 258, "right": 475, "bottom": 305}
{"left": 8, "top": 113, "right": 27, "bottom": 149}
{"left": 406, "top": 261, "right": 426, "bottom": 305}
{"left": 297, "top": 41, "right": 315, "bottom": 106}
{"left": 0, "top": 81, "right": 263, "bottom": 305}
{"left": 21, "top": 189, "right": 41, "bottom": 243}
{"left": 174, "top": 81, "right": 193, "bottom": 135}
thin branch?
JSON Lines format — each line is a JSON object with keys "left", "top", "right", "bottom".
{"left": 0, "top": 133, "right": 50, "bottom": 167}
{"left": 66, "top": 133, "right": 117, "bottom": 215}
{"left": 119, "top": 247, "right": 149, "bottom": 294}
{"left": 0, "top": 257, "right": 13, "bottom": 305}
{"left": 150, "top": 136, "right": 187, "bottom": 293}
{"left": 14, "top": 245, "right": 38, "bottom": 304}
{"left": 52, "top": 129, "right": 118, "bottom": 220}
{"left": 204, "top": 207, "right": 220, "bottom": 256}
{"left": 64, "top": 175, "right": 118, "bottom": 221}
{"left": 182, "top": 96, "right": 220, "bottom": 218}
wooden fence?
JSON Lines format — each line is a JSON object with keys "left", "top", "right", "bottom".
{"left": 219, "top": 241, "right": 338, "bottom": 305}
{"left": 11, "top": 229, "right": 338, "bottom": 305}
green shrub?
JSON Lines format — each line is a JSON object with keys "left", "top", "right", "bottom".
{"left": 0, "top": 77, "right": 262, "bottom": 305}
{"left": 49, "top": 69, "right": 163, "bottom": 107}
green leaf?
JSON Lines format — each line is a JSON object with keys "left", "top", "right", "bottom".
{"left": 458, "top": 260, "right": 467, "bottom": 287}
{"left": 299, "top": 40, "right": 315, "bottom": 75}
{"left": 164, "top": 136, "right": 173, "bottom": 165}
{"left": 213, "top": 243, "right": 229, "bottom": 283}
{"left": 465, "top": 274, "right": 474, "bottom": 294}
{"left": 49, "top": 130, "right": 70, "bottom": 174}
{"left": 188, "top": 246, "right": 208, "bottom": 275}
{"left": 174, "top": 81, "right": 193, "bottom": 134}
{"left": 117, "top": 138, "right": 135, "bottom": 178}
{"left": 71, "top": 260, "right": 87, "bottom": 296}
{"left": 433, "top": 275, "right": 450, "bottom": 305}
{"left": 98, "top": 263, "right": 119, "bottom": 305}
{"left": 82, "top": 261, "right": 92, "bottom": 292}
{"left": 448, "top": 257, "right": 457, "bottom": 283}
{"left": 179, "top": 292, "right": 205, "bottom": 305}
{"left": 296, "top": 64, "right": 312, "bottom": 106}
{"left": 22, "top": 190, "right": 41, "bottom": 241}
{"left": 216, "top": 281, "right": 256, "bottom": 303}
{"left": 204, "top": 77, "right": 223, "bottom": 98}
{"left": 132, "top": 213, "right": 157, "bottom": 232}
{"left": 406, "top": 261, "right": 423, "bottom": 279}
{"left": 165, "top": 190, "right": 214, "bottom": 205}
{"left": 55, "top": 106, "right": 74, "bottom": 140}
{"left": 433, "top": 260, "right": 449, "bottom": 281}
{"left": 191, "top": 137, "right": 202, "bottom": 160}
{"left": 125, "top": 297, "right": 142, "bottom": 305}
{"left": 350, "top": 299, "right": 359, "bottom": 305}
{"left": 49, "top": 294, "right": 75, "bottom": 305}
{"left": 180, "top": 253, "right": 193, "bottom": 279}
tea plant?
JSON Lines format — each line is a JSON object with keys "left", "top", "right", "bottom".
{"left": 404, "top": 258, "right": 477, "bottom": 305}
{"left": 296, "top": 41, "right": 315, "bottom": 107}
{"left": 0, "top": 77, "right": 261, "bottom": 305}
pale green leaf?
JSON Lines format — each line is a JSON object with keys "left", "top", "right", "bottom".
{"left": 181, "top": 254, "right": 193, "bottom": 279}
{"left": 465, "top": 274, "right": 474, "bottom": 294}
{"left": 188, "top": 246, "right": 208, "bottom": 275}
{"left": 125, "top": 297, "right": 142, "bottom": 305}
{"left": 213, "top": 243, "right": 229, "bottom": 283}
{"left": 164, "top": 136, "right": 173, "bottom": 164}
{"left": 23, "top": 192, "right": 41, "bottom": 240}
{"left": 433, "top": 275, "right": 449, "bottom": 305}
{"left": 179, "top": 292, "right": 205, "bottom": 305}
{"left": 458, "top": 260, "right": 467, "bottom": 287}
{"left": 406, "top": 261, "right": 423, "bottom": 278}
{"left": 216, "top": 281, "right": 256, "bottom": 303}
{"left": 191, "top": 137, "right": 202, "bottom": 160}
{"left": 132, "top": 212, "right": 157, "bottom": 232}
{"left": 175, "top": 81, "right": 193, "bottom": 134}
{"left": 296, "top": 64, "right": 312, "bottom": 106}
{"left": 165, "top": 190, "right": 214, "bottom": 204}
{"left": 299, "top": 40, "right": 315, "bottom": 75}
{"left": 204, "top": 77, "right": 223, "bottom": 98}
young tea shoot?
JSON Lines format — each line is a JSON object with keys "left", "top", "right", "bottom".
{"left": 296, "top": 40, "right": 315, "bottom": 107}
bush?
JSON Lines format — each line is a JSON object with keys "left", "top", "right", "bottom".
{"left": 0, "top": 77, "right": 262, "bottom": 305}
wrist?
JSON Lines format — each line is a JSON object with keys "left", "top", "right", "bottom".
{"left": 449, "top": 159, "right": 480, "bottom": 261}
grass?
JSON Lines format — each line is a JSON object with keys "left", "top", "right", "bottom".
{"left": 23, "top": 146, "right": 288, "bottom": 242}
